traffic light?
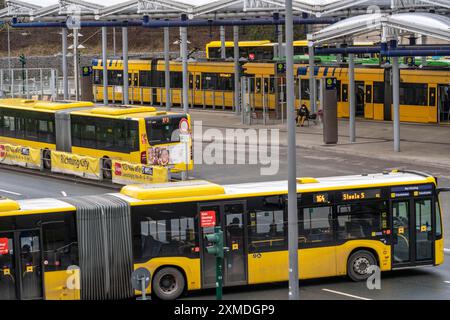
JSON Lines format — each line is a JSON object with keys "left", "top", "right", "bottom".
{"left": 205, "top": 226, "right": 224, "bottom": 258}
{"left": 19, "top": 54, "right": 26, "bottom": 67}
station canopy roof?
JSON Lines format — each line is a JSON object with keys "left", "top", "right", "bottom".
{"left": 1, "top": 0, "right": 449, "bottom": 21}
{"left": 309, "top": 12, "right": 450, "bottom": 44}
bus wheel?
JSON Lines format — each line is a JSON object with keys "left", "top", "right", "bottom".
{"left": 102, "top": 158, "right": 112, "bottom": 180}
{"left": 347, "top": 250, "right": 377, "bottom": 282}
{"left": 152, "top": 267, "right": 185, "bottom": 300}
{"left": 42, "top": 149, "right": 51, "bottom": 169}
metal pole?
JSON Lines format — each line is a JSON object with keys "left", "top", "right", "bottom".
{"left": 348, "top": 53, "right": 356, "bottom": 142}
{"left": 180, "top": 26, "right": 189, "bottom": 113}
{"left": 220, "top": 26, "right": 226, "bottom": 59}
{"left": 62, "top": 28, "right": 68, "bottom": 100}
{"left": 122, "top": 27, "right": 129, "bottom": 105}
{"left": 285, "top": 0, "right": 299, "bottom": 300}
{"left": 421, "top": 35, "right": 427, "bottom": 67}
{"left": 393, "top": 55, "right": 400, "bottom": 152}
{"left": 7, "top": 24, "right": 11, "bottom": 73}
{"left": 73, "top": 29, "right": 80, "bottom": 101}
{"left": 164, "top": 27, "right": 171, "bottom": 111}
{"left": 278, "top": 24, "right": 284, "bottom": 58}
{"left": 102, "top": 27, "right": 108, "bottom": 105}
{"left": 113, "top": 27, "right": 116, "bottom": 57}
{"left": 308, "top": 43, "right": 316, "bottom": 113}
{"left": 233, "top": 25, "right": 240, "bottom": 115}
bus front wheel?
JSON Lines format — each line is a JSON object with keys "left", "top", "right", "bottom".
{"left": 152, "top": 267, "right": 185, "bottom": 300}
{"left": 347, "top": 250, "right": 377, "bottom": 282}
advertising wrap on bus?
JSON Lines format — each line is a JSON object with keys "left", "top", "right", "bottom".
{"left": 148, "top": 143, "right": 190, "bottom": 167}
{"left": 0, "top": 143, "right": 41, "bottom": 169}
{"left": 112, "top": 160, "right": 169, "bottom": 185}
{"left": 51, "top": 151, "right": 101, "bottom": 180}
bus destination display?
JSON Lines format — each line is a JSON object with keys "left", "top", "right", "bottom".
{"left": 340, "top": 189, "right": 381, "bottom": 201}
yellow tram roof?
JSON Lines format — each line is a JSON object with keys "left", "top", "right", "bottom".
{"left": 0, "top": 99, "right": 94, "bottom": 112}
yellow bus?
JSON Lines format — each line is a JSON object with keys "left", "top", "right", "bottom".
{"left": 0, "top": 170, "right": 445, "bottom": 300}
{"left": 0, "top": 99, "right": 193, "bottom": 177}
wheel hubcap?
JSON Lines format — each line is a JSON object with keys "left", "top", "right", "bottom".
{"left": 354, "top": 257, "right": 370, "bottom": 275}
{"left": 160, "top": 274, "right": 177, "bottom": 293}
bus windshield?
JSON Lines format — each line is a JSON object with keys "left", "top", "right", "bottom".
{"left": 146, "top": 115, "right": 186, "bottom": 145}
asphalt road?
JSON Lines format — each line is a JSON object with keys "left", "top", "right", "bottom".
{"left": 0, "top": 142, "right": 449, "bottom": 300}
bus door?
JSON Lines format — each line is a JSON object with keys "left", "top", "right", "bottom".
{"left": 391, "top": 193, "right": 434, "bottom": 268}
{"left": 199, "top": 201, "right": 248, "bottom": 288}
{"left": 0, "top": 230, "right": 43, "bottom": 300}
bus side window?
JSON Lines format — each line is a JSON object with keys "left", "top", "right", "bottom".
{"left": 298, "top": 206, "right": 333, "bottom": 244}
{"left": 337, "top": 201, "right": 387, "bottom": 240}
{"left": 429, "top": 87, "right": 436, "bottom": 106}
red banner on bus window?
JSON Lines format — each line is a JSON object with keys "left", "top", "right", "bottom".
{"left": 0, "top": 238, "right": 9, "bottom": 255}
{"left": 200, "top": 211, "right": 216, "bottom": 228}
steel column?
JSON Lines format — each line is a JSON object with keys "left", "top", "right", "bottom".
{"left": 62, "top": 28, "right": 68, "bottom": 100}
{"left": 349, "top": 53, "right": 356, "bottom": 143}
{"left": 285, "top": 0, "right": 299, "bottom": 301}
{"left": 308, "top": 44, "right": 316, "bottom": 113}
{"left": 220, "top": 26, "right": 226, "bottom": 59}
{"left": 102, "top": 27, "right": 108, "bottom": 105}
{"left": 180, "top": 26, "right": 189, "bottom": 113}
{"left": 164, "top": 27, "right": 171, "bottom": 111}
{"left": 73, "top": 29, "right": 80, "bottom": 101}
{"left": 122, "top": 27, "right": 129, "bottom": 105}
{"left": 233, "top": 25, "right": 240, "bottom": 115}
{"left": 393, "top": 56, "right": 400, "bottom": 152}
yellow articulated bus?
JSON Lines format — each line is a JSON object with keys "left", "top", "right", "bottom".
{"left": 0, "top": 170, "right": 445, "bottom": 300}
{"left": 93, "top": 59, "right": 450, "bottom": 124}
{"left": 0, "top": 99, "right": 193, "bottom": 177}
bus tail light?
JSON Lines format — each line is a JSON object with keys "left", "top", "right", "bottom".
{"left": 141, "top": 151, "right": 147, "bottom": 164}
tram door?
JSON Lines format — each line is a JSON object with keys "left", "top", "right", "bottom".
{"left": 438, "top": 84, "right": 450, "bottom": 123}
{"left": 356, "top": 81, "right": 365, "bottom": 116}
{"left": 199, "top": 202, "right": 248, "bottom": 288}
{"left": 0, "top": 230, "right": 43, "bottom": 300}
{"left": 391, "top": 195, "right": 434, "bottom": 268}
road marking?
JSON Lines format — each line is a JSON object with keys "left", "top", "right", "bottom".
{"left": 444, "top": 281, "right": 450, "bottom": 284}
{"left": 0, "top": 189, "right": 22, "bottom": 196}
{"left": 322, "top": 289, "right": 372, "bottom": 300}
{"left": 444, "top": 248, "right": 450, "bottom": 254}
{"left": 61, "top": 191, "right": 67, "bottom": 197}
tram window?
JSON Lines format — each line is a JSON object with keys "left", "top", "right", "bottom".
{"left": 300, "top": 79, "right": 310, "bottom": 99}
{"left": 202, "top": 73, "right": 217, "bottom": 90}
{"left": 299, "top": 206, "right": 333, "bottom": 243}
{"left": 107, "top": 70, "right": 123, "bottom": 86}
{"left": 208, "top": 48, "right": 221, "bottom": 59}
{"left": 399, "top": 83, "right": 428, "bottom": 106}
{"left": 42, "top": 219, "right": 78, "bottom": 271}
{"left": 139, "top": 71, "right": 152, "bottom": 87}
{"left": 132, "top": 203, "right": 199, "bottom": 262}
{"left": 93, "top": 69, "right": 102, "bottom": 84}
{"left": 373, "top": 82, "right": 384, "bottom": 103}
{"left": 170, "top": 72, "right": 183, "bottom": 89}
{"left": 429, "top": 87, "right": 436, "bottom": 106}
{"left": 218, "top": 74, "right": 234, "bottom": 91}
{"left": 337, "top": 201, "right": 386, "bottom": 240}
{"left": 342, "top": 84, "right": 348, "bottom": 102}
{"left": 366, "top": 85, "right": 373, "bottom": 103}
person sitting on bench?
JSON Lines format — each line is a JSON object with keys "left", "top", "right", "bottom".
{"left": 297, "top": 104, "right": 310, "bottom": 127}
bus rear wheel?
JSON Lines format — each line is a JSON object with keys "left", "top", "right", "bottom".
{"left": 152, "top": 267, "right": 185, "bottom": 300}
{"left": 102, "top": 158, "right": 112, "bottom": 180}
{"left": 42, "top": 149, "right": 51, "bottom": 169}
{"left": 347, "top": 250, "right": 377, "bottom": 281}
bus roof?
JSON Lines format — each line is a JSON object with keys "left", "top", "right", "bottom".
{"left": 206, "top": 40, "right": 271, "bottom": 47}
{"left": 70, "top": 105, "right": 184, "bottom": 119}
{"left": 0, "top": 99, "right": 94, "bottom": 112}
{"left": 4, "top": 171, "right": 435, "bottom": 216}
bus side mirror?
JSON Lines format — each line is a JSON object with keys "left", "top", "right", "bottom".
{"left": 437, "top": 187, "right": 450, "bottom": 194}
